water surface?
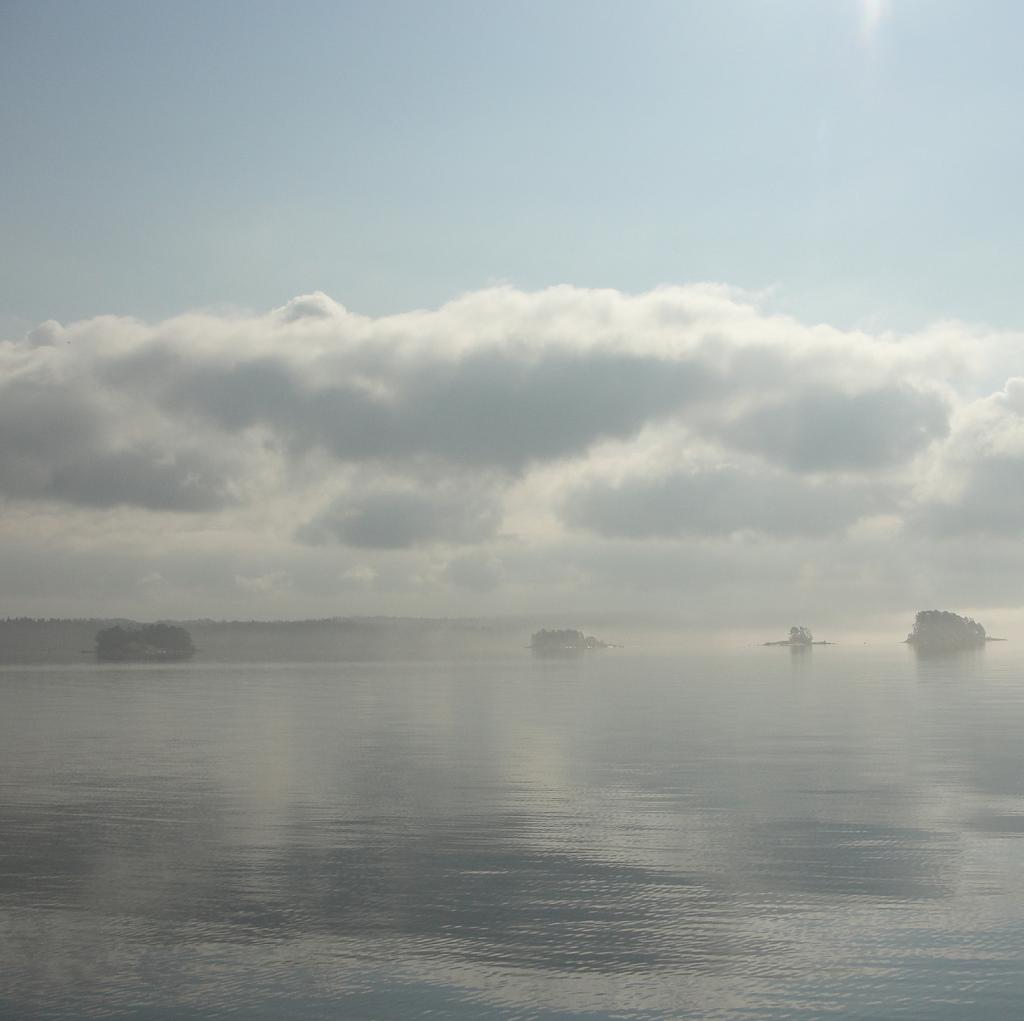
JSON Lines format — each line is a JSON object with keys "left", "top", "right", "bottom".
{"left": 2, "top": 647, "right": 1024, "bottom": 1018}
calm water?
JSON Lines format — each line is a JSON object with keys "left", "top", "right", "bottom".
{"left": 2, "top": 647, "right": 1024, "bottom": 1019}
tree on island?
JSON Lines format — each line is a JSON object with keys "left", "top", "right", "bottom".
{"left": 905, "top": 610, "right": 986, "bottom": 651}
{"left": 764, "top": 625, "right": 825, "bottom": 646}
{"left": 530, "top": 628, "right": 609, "bottom": 654}
{"left": 95, "top": 623, "right": 195, "bottom": 662}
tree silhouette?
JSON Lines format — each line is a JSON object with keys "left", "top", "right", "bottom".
{"left": 95, "top": 623, "right": 195, "bottom": 661}
{"left": 906, "top": 610, "right": 985, "bottom": 650}
{"left": 530, "top": 628, "right": 608, "bottom": 654}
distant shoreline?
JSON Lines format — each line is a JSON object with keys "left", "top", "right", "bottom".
{"left": 762, "top": 640, "right": 835, "bottom": 646}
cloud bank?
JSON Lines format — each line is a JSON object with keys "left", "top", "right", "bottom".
{"left": 2, "top": 284, "right": 1021, "bottom": 628}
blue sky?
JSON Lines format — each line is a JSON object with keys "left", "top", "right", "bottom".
{"left": 3, "top": 0, "right": 1022, "bottom": 331}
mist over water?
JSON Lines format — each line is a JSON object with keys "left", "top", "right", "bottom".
{"left": 3, "top": 646, "right": 1024, "bottom": 1019}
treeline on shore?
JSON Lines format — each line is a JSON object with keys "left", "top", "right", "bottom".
{"left": 0, "top": 616, "right": 531, "bottom": 664}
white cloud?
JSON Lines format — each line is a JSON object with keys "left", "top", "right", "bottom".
{"left": 342, "top": 564, "right": 377, "bottom": 585}
{"left": 234, "top": 571, "right": 291, "bottom": 594}
{"left": 3, "top": 284, "right": 1024, "bottom": 623}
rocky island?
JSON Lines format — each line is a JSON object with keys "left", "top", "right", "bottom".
{"left": 95, "top": 623, "right": 196, "bottom": 662}
{"left": 530, "top": 628, "right": 610, "bottom": 655}
{"left": 763, "top": 626, "right": 833, "bottom": 647}
{"left": 904, "top": 610, "right": 996, "bottom": 652}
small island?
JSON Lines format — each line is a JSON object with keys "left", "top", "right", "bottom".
{"left": 763, "top": 626, "right": 833, "bottom": 647}
{"left": 95, "top": 623, "right": 196, "bottom": 662}
{"left": 530, "top": 628, "right": 610, "bottom": 656}
{"left": 904, "top": 610, "right": 996, "bottom": 652}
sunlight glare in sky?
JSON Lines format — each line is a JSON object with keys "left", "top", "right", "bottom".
{"left": 862, "top": 0, "right": 888, "bottom": 38}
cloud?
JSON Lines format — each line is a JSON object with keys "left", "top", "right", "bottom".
{"left": 921, "top": 456, "right": 1024, "bottom": 536}
{"left": 912, "top": 378, "right": 1024, "bottom": 537}
{"left": 5, "top": 284, "right": 1024, "bottom": 621}
{"left": 342, "top": 564, "right": 377, "bottom": 584}
{"left": 1, "top": 285, "right": 971, "bottom": 505}
{"left": 297, "top": 485, "right": 501, "bottom": 549}
{"left": 564, "top": 466, "right": 892, "bottom": 539}
{"left": 276, "top": 291, "right": 346, "bottom": 322}
{"left": 0, "top": 378, "right": 235, "bottom": 511}
{"left": 234, "top": 570, "right": 291, "bottom": 594}
{"left": 119, "top": 346, "right": 713, "bottom": 471}
{"left": 716, "top": 385, "right": 950, "bottom": 473}
{"left": 444, "top": 551, "right": 505, "bottom": 592}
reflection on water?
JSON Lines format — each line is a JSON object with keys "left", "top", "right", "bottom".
{"left": 2, "top": 648, "right": 1024, "bottom": 1019}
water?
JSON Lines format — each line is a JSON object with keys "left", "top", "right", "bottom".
{"left": 2, "top": 646, "right": 1023, "bottom": 1019}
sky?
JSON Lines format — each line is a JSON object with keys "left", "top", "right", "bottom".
{"left": 2, "top": 0, "right": 1024, "bottom": 633}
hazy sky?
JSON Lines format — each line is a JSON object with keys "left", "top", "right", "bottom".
{"left": 2, "top": 1, "right": 1023, "bottom": 630}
